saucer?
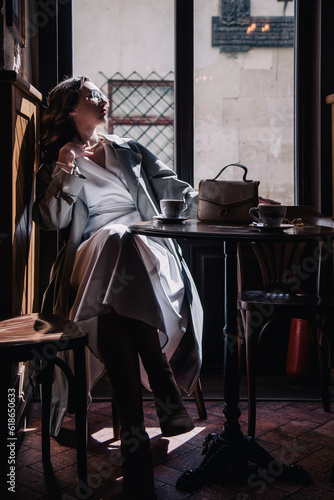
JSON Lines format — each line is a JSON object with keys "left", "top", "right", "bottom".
{"left": 154, "top": 215, "right": 189, "bottom": 224}
{"left": 250, "top": 223, "right": 295, "bottom": 232}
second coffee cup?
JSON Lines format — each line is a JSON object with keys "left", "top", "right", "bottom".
{"left": 249, "top": 204, "right": 286, "bottom": 227}
{"left": 160, "top": 199, "right": 188, "bottom": 218}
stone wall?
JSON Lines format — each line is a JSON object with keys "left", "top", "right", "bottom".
{"left": 194, "top": 0, "right": 294, "bottom": 204}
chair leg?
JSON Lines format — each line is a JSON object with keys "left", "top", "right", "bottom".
{"left": 193, "top": 379, "right": 207, "bottom": 420}
{"left": 238, "top": 310, "right": 246, "bottom": 377}
{"left": 73, "top": 346, "right": 88, "bottom": 489}
{"left": 245, "top": 311, "right": 257, "bottom": 438}
{"left": 40, "top": 359, "right": 54, "bottom": 464}
{"left": 317, "top": 328, "right": 330, "bottom": 412}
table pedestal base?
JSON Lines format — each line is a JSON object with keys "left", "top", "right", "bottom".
{"left": 176, "top": 432, "right": 311, "bottom": 492}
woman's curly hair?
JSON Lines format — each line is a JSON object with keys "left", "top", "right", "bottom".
{"left": 41, "top": 75, "right": 90, "bottom": 162}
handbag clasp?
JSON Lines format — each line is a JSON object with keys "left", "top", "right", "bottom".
{"left": 220, "top": 207, "right": 228, "bottom": 216}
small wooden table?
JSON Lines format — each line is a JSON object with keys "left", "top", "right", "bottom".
{"left": 129, "top": 219, "right": 334, "bottom": 490}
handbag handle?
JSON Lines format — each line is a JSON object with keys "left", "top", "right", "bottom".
{"left": 211, "top": 163, "right": 253, "bottom": 182}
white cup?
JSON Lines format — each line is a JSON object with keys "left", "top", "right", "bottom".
{"left": 249, "top": 204, "right": 287, "bottom": 227}
{"left": 160, "top": 199, "right": 188, "bottom": 218}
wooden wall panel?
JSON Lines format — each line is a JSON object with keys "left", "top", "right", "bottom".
{"left": 188, "top": 241, "right": 225, "bottom": 373}
{"left": 0, "top": 71, "right": 41, "bottom": 319}
{"left": 12, "top": 93, "right": 38, "bottom": 315}
{"left": 0, "top": 71, "right": 42, "bottom": 442}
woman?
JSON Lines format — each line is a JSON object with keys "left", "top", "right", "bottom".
{"left": 33, "top": 76, "right": 203, "bottom": 499}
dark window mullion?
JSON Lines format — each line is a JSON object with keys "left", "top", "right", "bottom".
{"left": 174, "top": 0, "right": 194, "bottom": 186}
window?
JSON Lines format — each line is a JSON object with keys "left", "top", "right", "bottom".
{"left": 101, "top": 71, "right": 174, "bottom": 166}
{"left": 194, "top": 0, "right": 295, "bottom": 204}
{"left": 73, "top": 0, "right": 295, "bottom": 203}
{"left": 73, "top": 0, "right": 174, "bottom": 167}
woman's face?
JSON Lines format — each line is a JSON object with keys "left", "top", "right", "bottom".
{"left": 71, "top": 81, "right": 109, "bottom": 129}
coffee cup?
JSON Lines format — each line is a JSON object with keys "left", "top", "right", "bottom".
{"left": 160, "top": 199, "right": 188, "bottom": 218}
{"left": 249, "top": 204, "right": 287, "bottom": 227}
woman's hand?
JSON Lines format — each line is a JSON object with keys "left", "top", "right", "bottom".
{"left": 58, "top": 141, "right": 96, "bottom": 164}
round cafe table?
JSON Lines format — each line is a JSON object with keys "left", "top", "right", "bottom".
{"left": 129, "top": 219, "right": 334, "bottom": 491}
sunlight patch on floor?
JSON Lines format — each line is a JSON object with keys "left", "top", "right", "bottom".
{"left": 91, "top": 423, "right": 207, "bottom": 452}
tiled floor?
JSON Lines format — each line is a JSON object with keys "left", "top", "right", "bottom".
{"left": 9, "top": 389, "right": 334, "bottom": 500}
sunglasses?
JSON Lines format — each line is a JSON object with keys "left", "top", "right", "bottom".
{"left": 87, "top": 89, "right": 109, "bottom": 105}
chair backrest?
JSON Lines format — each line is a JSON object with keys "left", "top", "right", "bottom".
{"left": 238, "top": 205, "right": 334, "bottom": 297}
{"left": 247, "top": 240, "right": 319, "bottom": 295}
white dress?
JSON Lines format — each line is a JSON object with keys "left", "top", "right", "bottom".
{"left": 68, "top": 142, "right": 188, "bottom": 393}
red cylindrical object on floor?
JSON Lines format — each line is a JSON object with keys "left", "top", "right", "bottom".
{"left": 286, "top": 318, "right": 312, "bottom": 381}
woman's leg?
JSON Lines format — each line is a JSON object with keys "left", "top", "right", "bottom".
{"left": 124, "top": 316, "right": 194, "bottom": 437}
{"left": 97, "top": 310, "right": 156, "bottom": 500}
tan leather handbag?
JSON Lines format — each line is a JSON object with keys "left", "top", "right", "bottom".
{"left": 197, "top": 163, "right": 260, "bottom": 222}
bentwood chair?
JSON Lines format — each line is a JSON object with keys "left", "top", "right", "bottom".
{"left": 237, "top": 206, "right": 334, "bottom": 437}
{"left": 0, "top": 313, "right": 88, "bottom": 487}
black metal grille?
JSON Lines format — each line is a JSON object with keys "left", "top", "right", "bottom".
{"left": 100, "top": 71, "right": 174, "bottom": 167}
